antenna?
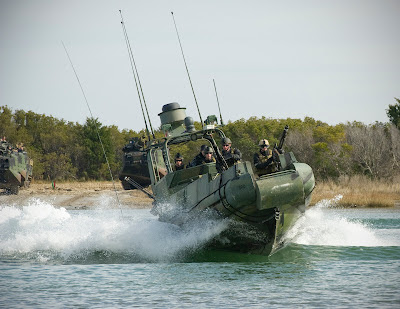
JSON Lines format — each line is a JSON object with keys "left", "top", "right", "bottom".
{"left": 119, "top": 10, "right": 155, "bottom": 140}
{"left": 171, "top": 12, "right": 203, "bottom": 125}
{"left": 213, "top": 79, "right": 224, "bottom": 126}
{"left": 62, "top": 42, "right": 123, "bottom": 217}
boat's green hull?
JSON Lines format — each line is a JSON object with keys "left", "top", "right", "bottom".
{"left": 151, "top": 158, "right": 314, "bottom": 256}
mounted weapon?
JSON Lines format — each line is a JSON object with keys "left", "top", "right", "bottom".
{"left": 273, "top": 125, "right": 289, "bottom": 164}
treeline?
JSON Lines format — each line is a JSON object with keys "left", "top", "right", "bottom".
{"left": 222, "top": 117, "right": 400, "bottom": 180}
{"left": 0, "top": 106, "right": 141, "bottom": 180}
{"left": 1, "top": 103, "right": 399, "bottom": 181}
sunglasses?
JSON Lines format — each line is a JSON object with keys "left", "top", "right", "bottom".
{"left": 223, "top": 144, "right": 230, "bottom": 147}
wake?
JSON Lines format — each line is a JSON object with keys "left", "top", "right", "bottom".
{"left": 285, "top": 195, "right": 400, "bottom": 247}
{"left": 0, "top": 198, "right": 227, "bottom": 263}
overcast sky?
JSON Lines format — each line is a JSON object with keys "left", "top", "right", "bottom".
{"left": 1, "top": 0, "right": 399, "bottom": 132}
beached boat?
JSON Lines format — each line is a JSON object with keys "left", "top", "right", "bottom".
{"left": 137, "top": 103, "right": 315, "bottom": 255}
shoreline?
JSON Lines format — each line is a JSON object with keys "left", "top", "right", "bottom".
{"left": 1, "top": 179, "right": 399, "bottom": 209}
{"left": 0, "top": 181, "right": 153, "bottom": 209}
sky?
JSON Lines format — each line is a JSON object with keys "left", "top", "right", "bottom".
{"left": 1, "top": 0, "right": 399, "bottom": 132}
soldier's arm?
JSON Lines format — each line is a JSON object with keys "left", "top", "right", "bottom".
{"left": 262, "top": 159, "right": 274, "bottom": 169}
{"left": 187, "top": 158, "right": 196, "bottom": 168}
{"left": 254, "top": 153, "right": 262, "bottom": 169}
{"left": 254, "top": 153, "right": 273, "bottom": 169}
{"left": 232, "top": 148, "right": 242, "bottom": 161}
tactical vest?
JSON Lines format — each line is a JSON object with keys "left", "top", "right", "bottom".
{"left": 256, "top": 150, "right": 277, "bottom": 176}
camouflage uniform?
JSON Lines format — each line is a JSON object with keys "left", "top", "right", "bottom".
{"left": 253, "top": 149, "right": 277, "bottom": 176}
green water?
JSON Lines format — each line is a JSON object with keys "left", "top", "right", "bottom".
{"left": 1, "top": 199, "right": 399, "bottom": 308}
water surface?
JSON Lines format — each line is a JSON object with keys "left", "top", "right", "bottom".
{"left": 1, "top": 196, "right": 399, "bottom": 308}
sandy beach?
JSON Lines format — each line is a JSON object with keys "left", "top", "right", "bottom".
{"left": 0, "top": 181, "right": 153, "bottom": 209}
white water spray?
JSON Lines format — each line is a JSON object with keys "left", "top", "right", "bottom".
{"left": 285, "top": 195, "right": 399, "bottom": 247}
{"left": 0, "top": 198, "right": 228, "bottom": 262}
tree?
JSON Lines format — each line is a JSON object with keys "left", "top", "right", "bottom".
{"left": 80, "top": 118, "right": 114, "bottom": 180}
{"left": 388, "top": 124, "right": 400, "bottom": 172}
{"left": 2, "top": 104, "right": 399, "bottom": 181}
{"left": 387, "top": 98, "right": 400, "bottom": 129}
{"left": 42, "top": 152, "right": 77, "bottom": 180}
{"left": 285, "top": 128, "right": 314, "bottom": 164}
{"left": 345, "top": 122, "right": 392, "bottom": 178}
{"left": 0, "top": 106, "right": 16, "bottom": 141}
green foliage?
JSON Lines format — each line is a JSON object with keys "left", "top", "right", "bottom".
{"left": 222, "top": 117, "right": 286, "bottom": 161}
{"left": 0, "top": 106, "right": 134, "bottom": 181}
{"left": 387, "top": 98, "right": 400, "bottom": 128}
{"left": 79, "top": 118, "right": 115, "bottom": 180}
{"left": 313, "top": 124, "right": 345, "bottom": 144}
{"left": 1, "top": 104, "right": 398, "bottom": 181}
{"left": 0, "top": 106, "right": 16, "bottom": 142}
{"left": 42, "top": 152, "right": 77, "bottom": 180}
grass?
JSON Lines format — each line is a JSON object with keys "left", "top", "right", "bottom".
{"left": 311, "top": 175, "right": 400, "bottom": 208}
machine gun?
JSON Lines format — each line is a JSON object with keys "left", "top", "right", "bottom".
{"left": 277, "top": 125, "right": 289, "bottom": 152}
{"left": 273, "top": 125, "right": 289, "bottom": 165}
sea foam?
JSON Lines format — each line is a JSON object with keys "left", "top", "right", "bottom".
{"left": 0, "top": 198, "right": 227, "bottom": 262}
{"left": 285, "top": 195, "right": 399, "bottom": 247}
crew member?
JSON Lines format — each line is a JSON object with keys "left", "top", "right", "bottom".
{"left": 188, "top": 144, "right": 206, "bottom": 167}
{"left": 202, "top": 146, "right": 216, "bottom": 164}
{"left": 17, "top": 143, "right": 24, "bottom": 153}
{"left": 189, "top": 145, "right": 215, "bottom": 167}
{"left": 174, "top": 153, "right": 185, "bottom": 171}
{"left": 253, "top": 139, "right": 278, "bottom": 176}
{"left": 221, "top": 137, "right": 242, "bottom": 167}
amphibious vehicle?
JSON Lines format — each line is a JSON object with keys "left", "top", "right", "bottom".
{"left": 0, "top": 140, "right": 33, "bottom": 194}
{"left": 119, "top": 137, "right": 151, "bottom": 190}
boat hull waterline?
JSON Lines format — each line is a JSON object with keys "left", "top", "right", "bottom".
{"left": 151, "top": 160, "right": 314, "bottom": 256}
{"left": 145, "top": 103, "right": 315, "bottom": 256}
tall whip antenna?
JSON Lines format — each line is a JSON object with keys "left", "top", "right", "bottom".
{"left": 119, "top": 10, "right": 154, "bottom": 140}
{"left": 171, "top": 12, "right": 203, "bottom": 124}
{"left": 213, "top": 79, "right": 224, "bottom": 126}
{"left": 62, "top": 42, "right": 123, "bottom": 217}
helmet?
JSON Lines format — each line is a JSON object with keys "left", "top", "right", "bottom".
{"left": 258, "top": 139, "right": 269, "bottom": 147}
{"left": 175, "top": 153, "right": 183, "bottom": 160}
{"left": 203, "top": 146, "right": 214, "bottom": 154}
{"left": 221, "top": 137, "right": 232, "bottom": 145}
